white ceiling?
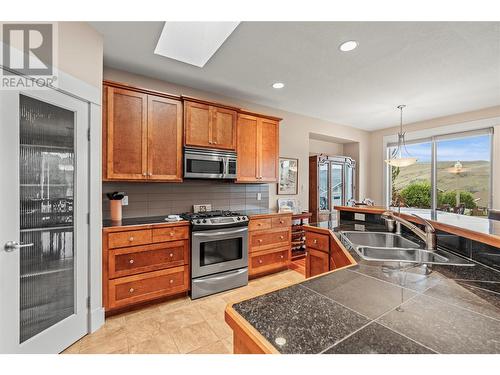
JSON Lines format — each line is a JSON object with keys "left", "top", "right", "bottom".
{"left": 90, "top": 22, "right": 500, "bottom": 131}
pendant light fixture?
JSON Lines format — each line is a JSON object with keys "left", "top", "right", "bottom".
{"left": 385, "top": 105, "right": 418, "bottom": 167}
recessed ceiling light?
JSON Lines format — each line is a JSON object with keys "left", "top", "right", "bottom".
{"left": 272, "top": 82, "right": 285, "bottom": 89}
{"left": 339, "top": 40, "right": 358, "bottom": 52}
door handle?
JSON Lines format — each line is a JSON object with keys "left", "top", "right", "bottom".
{"left": 4, "top": 241, "right": 33, "bottom": 252}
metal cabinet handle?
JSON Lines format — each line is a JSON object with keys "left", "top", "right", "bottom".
{"left": 257, "top": 223, "right": 262, "bottom": 226}
{"left": 169, "top": 253, "right": 174, "bottom": 258}
{"left": 280, "top": 255, "right": 284, "bottom": 259}
{"left": 279, "top": 236, "right": 284, "bottom": 240}
{"left": 148, "top": 172, "right": 153, "bottom": 176}
{"left": 129, "top": 259, "right": 134, "bottom": 264}
{"left": 129, "top": 288, "right": 135, "bottom": 293}
{"left": 142, "top": 172, "right": 147, "bottom": 176}
{"left": 258, "top": 259, "right": 263, "bottom": 264}
{"left": 313, "top": 239, "right": 318, "bottom": 244}
{"left": 4, "top": 241, "right": 33, "bottom": 252}
{"left": 170, "top": 232, "right": 175, "bottom": 237}
{"left": 169, "top": 279, "right": 174, "bottom": 284}
{"left": 129, "top": 237, "right": 134, "bottom": 242}
{"left": 258, "top": 239, "right": 263, "bottom": 243}
{"left": 279, "top": 220, "right": 284, "bottom": 224}
{"left": 209, "top": 141, "right": 213, "bottom": 144}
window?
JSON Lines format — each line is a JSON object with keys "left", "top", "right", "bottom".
{"left": 387, "top": 128, "right": 493, "bottom": 217}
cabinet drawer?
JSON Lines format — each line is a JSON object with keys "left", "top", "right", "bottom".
{"left": 108, "top": 266, "right": 189, "bottom": 310}
{"left": 249, "top": 218, "right": 272, "bottom": 231}
{"left": 250, "top": 229, "right": 290, "bottom": 252}
{"left": 108, "top": 229, "right": 152, "bottom": 249}
{"left": 272, "top": 216, "right": 291, "bottom": 229}
{"left": 306, "top": 232, "right": 329, "bottom": 252}
{"left": 152, "top": 226, "right": 189, "bottom": 242}
{"left": 249, "top": 248, "right": 289, "bottom": 276}
{"left": 108, "top": 240, "right": 189, "bottom": 279}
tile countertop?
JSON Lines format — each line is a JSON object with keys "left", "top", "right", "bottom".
{"left": 232, "top": 220, "right": 500, "bottom": 354}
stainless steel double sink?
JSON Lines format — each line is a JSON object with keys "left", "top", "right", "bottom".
{"left": 339, "top": 231, "right": 474, "bottom": 266}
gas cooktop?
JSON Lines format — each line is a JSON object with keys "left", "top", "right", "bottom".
{"left": 180, "top": 210, "right": 249, "bottom": 230}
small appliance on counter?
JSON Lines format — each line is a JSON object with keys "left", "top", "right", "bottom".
{"left": 106, "top": 191, "right": 125, "bottom": 221}
{"left": 181, "top": 208, "right": 249, "bottom": 299}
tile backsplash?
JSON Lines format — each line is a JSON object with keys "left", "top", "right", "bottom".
{"left": 102, "top": 180, "right": 270, "bottom": 219}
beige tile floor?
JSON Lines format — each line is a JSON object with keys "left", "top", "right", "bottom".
{"left": 62, "top": 269, "right": 304, "bottom": 354}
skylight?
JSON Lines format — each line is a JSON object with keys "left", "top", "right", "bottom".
{"left": 154, "top": 22, "right": 240, "bottom": 68}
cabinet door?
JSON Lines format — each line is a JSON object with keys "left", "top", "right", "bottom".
{"left": 147, "top": 95, "right": 183, "bottom": 181}
{"left": 259, "top": 118, "right": 279, "bottom": 182}
{"left": 236, "top": 114, "right": 259, "bottom": 182}
{"left": 306, "top": 248, "right": 329, "bottom": 278}
{"left": 184, "top": 101, "right": 211, "bottom": 148}
{"left": 106, "top": 87, "right": 148, "bottom": 180}
{"left": 212, "top": 107, "right": 236, "bottom": 150}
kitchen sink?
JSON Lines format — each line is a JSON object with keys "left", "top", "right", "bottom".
{"left": 340, "top": 231, "right": 421, "bottom": 249}
{"left": 339, "top": 231, "right": 474, "bottom": 267}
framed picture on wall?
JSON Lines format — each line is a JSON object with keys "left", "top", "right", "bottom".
{"left": 278, "top": 198, "right": 300, "bottom": 214}
{"left": 278, "top": 157, "right": 298, "bottom": 195}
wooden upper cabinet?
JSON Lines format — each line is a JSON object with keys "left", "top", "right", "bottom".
{"left": 184, "top": 100, "right": 236, "bottom": 150}
{"left": 103, "top": 82, "right": 183, "bottom": 182}
{"left": 184, "top": 101, "right": 211, "bottom": 148}
{"left": 106, "top": 86, "right": 148, "bottom": 180}
{"left": 236, "top": 114, "right": 280, "bottom": 183}
{"left": 212, "top": 107, "right": 237, "bottom": 149}
{"left": 259, "top": 118, "right": 279, "bottom": 182}
{"left": 147, "top": 95, "right": 183, "bottom": 181}
{"left": 236, "top": 114, "right": 259, "bottom": 182}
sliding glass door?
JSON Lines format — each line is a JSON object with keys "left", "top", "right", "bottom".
{"left": 387, "top": 128, "right": 493, "bottom": 217}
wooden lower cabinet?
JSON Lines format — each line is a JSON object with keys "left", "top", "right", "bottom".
{"left": 304, "top": 226, "right": 356, "bottom": 278}
{"left": 103, "top": 222, "right": 190, "bottom": 312}
{"left": 306, "top": 248, "right": 329, "bottom": 278}
{"left": 248, "top": 213, "right": 292, "bottom": 278}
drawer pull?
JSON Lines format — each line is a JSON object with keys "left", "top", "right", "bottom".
{"left": 129, "top": 259, "right": 134, "bottom": 264}
{"left": 169, "top": 279, "right": 174, "bottom": 284}
{"left": 279, "top": 236, "right": 284, "bottom": 240}
{"left": 170, "top": 232, "right": 175, "bottom": 237}
{"left": 279, "top": 220, "right": 284, "bottom": 224}
{"left": 129, "top": 288, "right": 135, "bottom": 293}
{"left": 258, "top": 239, "right": 263, "bottom": 243}
{"left": 129, "top": 237, "right": 134, "bottom": 242}
{"left": 280, "top": 255, "right": 284, "bottom": 259}
{"left": 257, "top": 223, "right": 262, "bottom": 226}
{"left": 313, "top": 239, "right": 318, "bottom": 244}
{"left": 258, "top": 259, "right": 263, "bottom": 264}
{"left": 169, "top": 253, "right": 174, "bottom": 258}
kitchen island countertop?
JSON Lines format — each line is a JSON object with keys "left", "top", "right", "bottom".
{"left": 226, "top": 220, "right": 500, "bottom": 354}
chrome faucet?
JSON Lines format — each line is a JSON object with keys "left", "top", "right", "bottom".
{"left": 381, "top": 211, "right": 437, "bottom": 251}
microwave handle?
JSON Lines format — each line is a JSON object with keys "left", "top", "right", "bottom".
{"left": 222, "top": 157, "right": 227, "bottom": 177}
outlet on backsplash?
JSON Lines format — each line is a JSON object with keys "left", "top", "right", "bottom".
{"left": 257, "top": 193, "right": 261, "bottom": 201}
{"left": 122, "top": 196, "right": 128, "bottom": 206}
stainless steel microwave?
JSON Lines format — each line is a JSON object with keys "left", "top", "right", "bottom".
{"left": 184, "top": 147, "right": 237, "bottom": 179}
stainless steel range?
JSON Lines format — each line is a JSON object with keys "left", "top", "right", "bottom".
{"left": 181, "top": 210, "right": 249, "bottom": 299}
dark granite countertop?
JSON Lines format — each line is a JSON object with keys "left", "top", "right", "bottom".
{"left": 232, "top": 220, "right": 500, "bottom": 354}
{"left": 102, "top": 210, "right": 286, "bottom": 228}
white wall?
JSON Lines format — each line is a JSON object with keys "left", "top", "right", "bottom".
{"left": 308, "top": 139, "right": 344, "bottom": 156}
{"left": 103, "top": 67, "right": 372, "bottom": 211}
{"left": 368, "top": 106, "right": 500, "bottom": 208}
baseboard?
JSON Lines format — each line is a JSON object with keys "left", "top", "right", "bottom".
{"left": 89, "top": 307, "right": 105, "bottom": 333}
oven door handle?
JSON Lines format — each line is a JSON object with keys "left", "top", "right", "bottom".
{"left": 193, "top": 227, "right": 248, "bottom": 237}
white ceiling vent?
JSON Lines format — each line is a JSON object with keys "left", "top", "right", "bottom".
{"left": 154, "top": 22, "right": 240, "bottom": 67}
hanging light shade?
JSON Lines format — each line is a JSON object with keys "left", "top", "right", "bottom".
{"left": 385, "top": 105, "right": 418, "bottom": 167}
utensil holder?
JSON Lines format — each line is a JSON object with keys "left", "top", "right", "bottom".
{"left": 110, "top": 200, "right": 122, "bottom": 221}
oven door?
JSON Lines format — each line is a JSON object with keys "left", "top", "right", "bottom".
{"left": 184, "top": 153, "right": 225, "bottom": 179}
{"left": 191, "top": 227, "right": 248, "bottom": 278}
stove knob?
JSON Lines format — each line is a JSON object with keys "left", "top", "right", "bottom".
{"left": 196, "top": 220, "right": 201, "bottom": 224}
{"left": 237, "top": 217, "right": 241, "bottom": 221}
{"left": 202, "top": 219, "right": 207, "bottom": 223}
{"left": 242, "top": 216, "right": 247, "bottom": 221}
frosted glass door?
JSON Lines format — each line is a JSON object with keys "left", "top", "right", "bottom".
{"left": 0, "top": 88, "right": 88, "bottom": 353}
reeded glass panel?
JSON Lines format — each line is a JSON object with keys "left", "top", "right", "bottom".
{"left": 318, "top": 163, "right": 329, "bottom": 211}
{"left": 19, "top": 95, "right": 75, "bottom": 343}
{"left": 331, "top": 164, "right": 343, "bottom": 207}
